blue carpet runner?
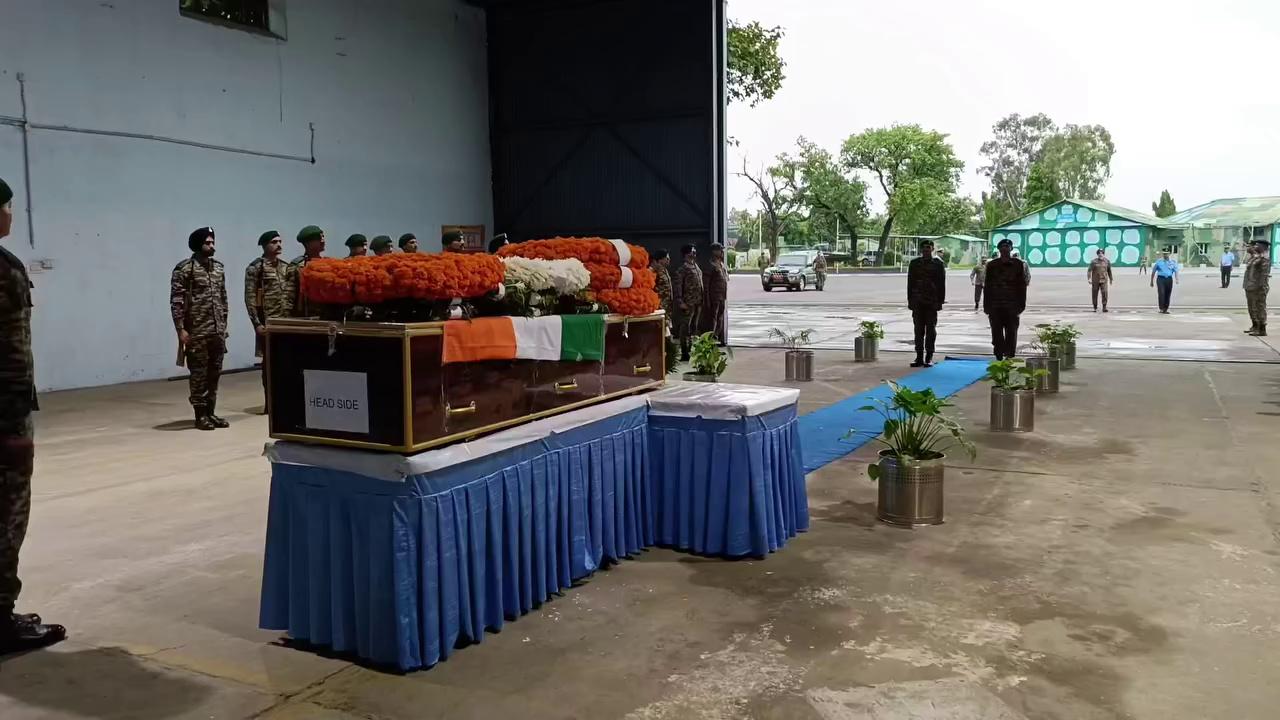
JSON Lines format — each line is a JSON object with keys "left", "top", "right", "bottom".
{"left": 798, "top": 359, "right": 990, "bottom": 473}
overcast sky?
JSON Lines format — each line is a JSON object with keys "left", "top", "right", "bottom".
{"left": 727, "top": 0, "right": 1280, "bottom": 218}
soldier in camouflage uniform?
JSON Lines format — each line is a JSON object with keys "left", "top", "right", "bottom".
{"left": 650, "top": 249, "right": 673, "bottom": 329}
{"left": 171, "top": 227, "right": 230, "bottom": 431}
{"left": 0, "top": 176, "right": 67, "bottom": 655}
{"left": 245, "top": 230, "right": 294, "bottom": 413}
{"left": 290, "top": 225, "right": 325, "bottom": 317}
{"left": 674, "top": 244, "right": 704, "bottom": 361}
{"left": 1244, "top": 239, "right": 1271, "bottom": 337}
{"left": 706, "top": 243, "right": 730, "bottom": 344}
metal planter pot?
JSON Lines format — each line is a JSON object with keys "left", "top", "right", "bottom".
{"left": 785, "top": 350, "right": 814, "bottom": 381}
{"left": 1050, "top": 341, "right": 1077, "bottom": 370}
{"left": 990, "top": 387, "right": 1035, "bottom": 432}
{"left": 875, "top": 450, "right": 945, "bottom": 527}
{"left": 1027, "top": 356, "right": 1060, "bottom": 394}
{"left": 854, "top": 336, "right": 879, "bottom": 362}
{"left": 682, "top": 373, "right": 718, "bottom": 383}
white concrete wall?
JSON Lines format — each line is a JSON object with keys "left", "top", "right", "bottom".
{"left": 0, "top": 0, "right": 492, "bottom": 390}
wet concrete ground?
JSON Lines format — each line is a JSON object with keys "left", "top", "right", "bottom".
{"left": 1, "top": 351, "right": 1278, "bottom": 718}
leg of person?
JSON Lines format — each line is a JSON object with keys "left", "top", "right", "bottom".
{"left": 187, "top": 338, "right": 215, "bottom": 430}
{"left": 711, "top": 299, "right": 726, "bottom": 345}
{"left": 206, "top": 339, "right": 228, "bottom": 428}
{"left": 974, "top": 285, "right": 982, "bottom": 310}
{"left": 678, "top": 311, "right": 692, "bottom": 361}
{"left": 911, "top": 310, "right": 926, "bottom": 366}
{"left": 0, "top": 417, "right": 66, "bottom": 654}
{"left": 988, "top": 312, "right": 1005, "bottom": 360}
{"left": 1100, "top": 281, "right": 1109, "bottom": 312}
{"left": 1245, "top": 290, "right": 1259, "bottom": 333}
{"left": 1091, "top": 282, "right": 1100, "bottom": 311}
{"left": 1004, "top": 311, "right": 1022, "bottom": 359}
{"left": 1162, "top": 277, "right": 1174, "bottom": 312}
{"left": 924, "top": 309, "right": 938, "bottom": 366}
{"left": 1260, "top": 291, "right": 1269, "bottom": 336}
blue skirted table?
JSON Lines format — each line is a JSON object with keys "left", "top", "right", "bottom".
{"left": 259, "top": 396, "right": 652, "bottom": 671}
{"left": 646, "top": 383, "right": 807, "bottom": 558}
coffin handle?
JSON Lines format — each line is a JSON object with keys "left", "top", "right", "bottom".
{"left": 445, "top": 401, "right": 477, "bottom": 416}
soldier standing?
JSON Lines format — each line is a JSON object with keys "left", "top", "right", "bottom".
{"left": 345, "top": 234, "right": 368, "bottom": 258}
{"left": 290, "top": 225, "right": 325, "bottom": 317}
{"left": 245, "top": 230, "right": 293, "bottom": 413}
{"left": 969, "top": 257, "right": 987, "bottom": 311}
{"left": 370, "top": 236, "right": 394, "bottom": 256}
{"left": 906, "top": 239, "right": 946, "bottom": 368}
{"left": 1087, "top": 248, "right": 1113, "bottom": 312}
{"left": 650, "top": 249, "right": 673, "bottom": 326}
{"left": 674, "top": 244, "right": 704, "bottom": 361}
{"left": 984, "top": 238, "right": 1028, "bottom": 360}
{"left": 1244, "top": 240, "right": 1271, "bottom": 337}
{"left": 171, "top": 227, "right": 229, "bottom": 431}
{"left": 441, "top": 231, "right": 464, "bottom": 253}
{"left": 0, "top": 176, "right": 66, "bottom": 655}
{"left": 813, "top": 250, "right": 827, "bottom": 291}
{"left": 706, "top": 243, "right": 730, "bottom": 343}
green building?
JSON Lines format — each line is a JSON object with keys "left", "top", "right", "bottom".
{"left": 989, "top": 199, "right": 1176, "bottom": 268}
{"left": 1165, "top": 196, "right": 1280, "bottom": 266}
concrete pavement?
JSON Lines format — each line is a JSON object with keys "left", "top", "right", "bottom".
{"left": 1, "top": 353, "right": 1279, "bottom": 718}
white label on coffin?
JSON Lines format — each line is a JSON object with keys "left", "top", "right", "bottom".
{"left": 618, "top": 266, "right": 634, "bottom": 288}
{"left": 303, "top": 370, "right": 369, "bottom": 434}
{"left": 608, "top": 239, "right": 631, "bottom": 266}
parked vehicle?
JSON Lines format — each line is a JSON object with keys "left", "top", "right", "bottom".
{"left": 761, "top": 251, "right": 824, "bottom": 291}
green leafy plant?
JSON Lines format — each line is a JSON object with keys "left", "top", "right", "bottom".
{"left": 766, "top": 327, "right": 814, "bottom": 350}
{"left": 984, "top": 359, "right": 1045, "bottom": 391}
{"left": 858, "top": 320, "right": 885, "bottom": 340}
{"left": 855, "top": 382, "right": 975, "bottom": 480}
{"left": 690, "top": 332, "right": 728, "bottom": 378}
{"left": 1034, "top": 322, "right": 1082, "bottom": 345}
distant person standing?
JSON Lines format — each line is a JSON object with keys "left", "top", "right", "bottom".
{"left": 1150, "top": 251, "right": 1179, "bottom": 313}
{"left": 171, "top": 227, "right": 229, "bottom": 430}
{"left": 345, "top": 234, "right": 368, "bottom": 258}
{"left": 1220, "top": 246, "right": 1236, "bottom": 288}
{"left": 906, "top": 239, "right": 946, "bottom": 367}
{"left": 1087, "top": 248, "right": 1114, "bottom": 312}
{"left": 650, "top": 249, "right": 673, "bottom": 327}
{"left": 983, "top": 238, "right": 1028, "bottom": 360}
{"left": 1138, "top": 256, "right": 1148, "bottom": 275}
{"left": 1244, "top": 239, "right": 1271, "bottom": 336}
{"left": 969, "top": 257, "right": 987, "bottom": 311}
{"left": 813, "top": 251, "right": 827, "bottom": 291}
{"left": 244, "top": 230, "right": 292, "bottom": 412}
{"left": 369, "top": 235, "right": 394, "bottom": 256}
{"left": 290, "top": 225, "right": 325, "bottom": 317}
{"left": 401, "top": 233, "right": 421, "bottom": 254}
{"left": 706, "top": 243, "right": 730, "bottom": 343}
{"left": 674, "top": 244, "right": 704, "bottom": 361}
{"left": 441, "top": 231, "right": 465, "bottom": 253}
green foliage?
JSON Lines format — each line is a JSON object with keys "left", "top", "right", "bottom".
{"left": 858, "top": 320, "right": 885, "bottom": 340}
{"left": 1023, "top": 161, "right": 1062, "bottom": 211}
{"left": 1037, "top": 124, "right": 1115, "bottom": 200}
{"left": 979, "top": 192, "right": 1007, "bottom": 231}
{"left": 778, "top": 138, "right": 870, "bottom": 245}
{"left": 1152, "top": 190, "right": 1177, "bottom": 218}
{"left": 727, "top": 21, "right": 786, "bottom": 107}
{"left": 726, "top": 248, "right": 737, "bottom": 268}
{"left": 841, "top": 124, "right": 965, "bottom": 261}
{"left": 983, "top": 359, "right": 1045, "bottom": 391}
{"left": 978, "top": 113, "right": 1057, "bottom": 213}
{"left": 690, "top": 332, "right": 728, "bottom": 377}
{"left": 728, "top": 207, "right": 760, "bottom": 251}
{"left": 856, "top": 382, "right": 975, "bottom": 478}
{"left": 737, "top": 157, "right": 803, "bottom": 261}
{"left": 1034, "top": 322, "right": 1082, "bottom": 346}
{"left": 766, "top": 327, "right": 814, "bottom": 350}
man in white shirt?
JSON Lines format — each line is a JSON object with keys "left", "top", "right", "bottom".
{"left": 1220, "top": 247, "right": 1236, "bottom": 288}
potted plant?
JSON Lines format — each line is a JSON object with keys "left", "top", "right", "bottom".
{"left": 984, "top": 359, "right": 1044, "bottom": 432}
{"left": 859, "top": 382, "right": 975, "bottom": 527}
{"left": 855, "top": 320, "right": 884, "bottom": 362}
{"left": 683, "top": 332, "right": 727, "bottom": 382}
{"left": 1027, "top": 329, "right": 1061, "bottom": 394}
{"left": 767, "top": 327, "right": 815, "bottom": 381}
{"left": 1035, "top": 323, "right": 1081, "bottom": 370}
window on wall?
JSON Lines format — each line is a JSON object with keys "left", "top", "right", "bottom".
{"left": 180, "top": 0, "right": 283, "bottom": 37}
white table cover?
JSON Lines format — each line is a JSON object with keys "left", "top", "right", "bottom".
{"left": 646, "top": 382, "right": 800, "bottom": 420}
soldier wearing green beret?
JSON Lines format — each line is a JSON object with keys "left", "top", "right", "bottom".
{"left": 290, "top": 225, "right": 325, "bottom": 317}
{"left": 370, "top": 235, "right": 394, "bottom": 256}
{"left": 399, "top": 233, "right": 419, "bottom": 254}
{"left": 245, "top": 231, "right": 292, "bottom": 413}
{"left": 345, "top": 234, "right": 368, "bottom": 258}
{"left": 0, "top": 175, "right": 68, "bottom": 654}
{"left": 442, "top": 230, "right": 465, "bottom": 253}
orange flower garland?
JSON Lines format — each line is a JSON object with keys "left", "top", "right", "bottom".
{"left": 581, "top": 263, "right": 657, "bottom": 291}
{"left": 300, "top": 253, "right": 504, "bottom": 304}
{"left": 497, "top": 237, "right": 649, "bottom": 269}
{"left": 596, "top": 288, "right": 661, "bottom": 317}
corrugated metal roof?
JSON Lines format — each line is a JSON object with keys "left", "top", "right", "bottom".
{"left": 1166, "top": 196, "right": 1280, "bottom": 227}
{"left": 1068, "top": 198, "right": 1171, "bottom": 227}
{"left": 935, "top": 233, "right": 987, "bottom": 243}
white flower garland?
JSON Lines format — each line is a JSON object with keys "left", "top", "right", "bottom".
{"left": 502, "top": 256, "right": 591, "bottom": 295}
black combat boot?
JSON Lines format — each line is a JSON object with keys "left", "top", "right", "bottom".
{"left": 1252, "top": 324, "right": 1267, "bottom": 337}
{"left": 194, "top": 408, "right": 216, "bottom": 431}
{"left": 0, "top": 612, "right": 66, "bottom": 656}
{"left": 1245, "top": 324, "right": 1258, "bottom": 334}
{"left": 207, "top": 399, "right": 230, "bottom": 429}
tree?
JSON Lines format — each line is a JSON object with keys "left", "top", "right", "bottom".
{"left": 776, "top": 137, "right": 869, "bottom": 250}
{"left": 978, "top": 113, "right": 1057, "bottom": 214}
{"left": 841, "top": 125, "right": 964, "bottom": 263}
{"left": 727, "top": 21, "right": 785, "bottom": 107}
{"left": 1152, "top": 190, "right": 1177, "bottom": 218}
{"left": 736, "top": 156, "right": 801, "bottom": 261}
{"left": 727, "top": 207, "right": 760, "bottom": 251}
{"left": 1037, "top": 124, "right": 1115, "bottom": 200}
{"left": 979, "top": 192, "right": 1006, "bottom": 231}
{"left": 1023, "top": 160, "right": 1062, "bottom": 210}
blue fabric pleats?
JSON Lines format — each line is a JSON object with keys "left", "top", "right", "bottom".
{"left": 259, "top": 407, "right": 653, "bottom": 671}
{"left": 647, "top": 405, "right": 808, "bottom": 558}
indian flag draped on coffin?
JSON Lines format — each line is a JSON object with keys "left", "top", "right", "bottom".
{"left": 442, "top": 314, "right": 606, "bottom": 364}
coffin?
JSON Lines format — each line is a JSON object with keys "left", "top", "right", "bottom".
{"left": 266, "top": 313, "right": 666, "bottom": 452}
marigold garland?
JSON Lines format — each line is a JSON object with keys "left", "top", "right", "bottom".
{"left": 581, "top": 263, "right": 657, "bottom": 291}
{"left": 497, "top": 237, "right": 649, "bottom": 269}
{"left": 596, "top": 288, "right": 661, "bottom": 316}
{"left": 300, "top": 253, "right": 504, "bottom": 304}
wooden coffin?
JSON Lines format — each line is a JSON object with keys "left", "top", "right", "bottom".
{"left": 266, "top": 313, "right": 666, "bottom": 453}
